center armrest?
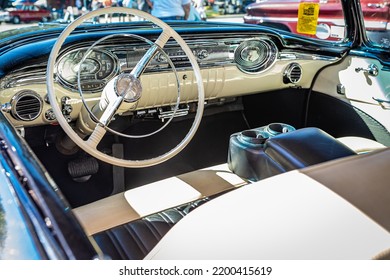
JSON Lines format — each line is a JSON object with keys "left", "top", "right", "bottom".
{"left": 264, "top": 127, "right": 356, "bottom": 172}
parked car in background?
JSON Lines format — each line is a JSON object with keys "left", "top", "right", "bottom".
{"left": 208, "top": 0, "right": 256, "bottom": 14}
{"left": 0, "top": 2, "right": 51, "bottom": 24}
{"left": 244, "top": 0, "right": 390, "bottom": 45}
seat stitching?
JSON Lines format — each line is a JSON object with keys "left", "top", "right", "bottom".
{"left": 106, "top": 230, "right": 128, "bottom": 259}
{"left": 123, "top": 223, "right": 148, "bottom": 256}
{"left": 144, "top": 220, "right": 163, "bottom": 240}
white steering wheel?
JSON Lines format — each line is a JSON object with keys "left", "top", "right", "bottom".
{"left": 46, "top": 7, "right": 205, "bottom": 168}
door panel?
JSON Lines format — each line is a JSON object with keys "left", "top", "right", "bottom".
{"left": 312, "top": 55, "right": 390, "bottom": 145}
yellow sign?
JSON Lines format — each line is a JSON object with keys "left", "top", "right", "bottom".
{"left": 297, "top": 2, "right": 320, "bottom": 35}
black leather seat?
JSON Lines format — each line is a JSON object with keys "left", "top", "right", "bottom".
{"left": 264, "top": 127, "right": 357, "bottom": 172}
{"left": 93, "top": 198, "right": 209, "bottom": 260}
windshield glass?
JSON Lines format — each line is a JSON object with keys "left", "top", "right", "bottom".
{"left": 360, "top": 0, "right": 390, "bottom": 48}
{"left": 243, "top": 0, "right": 345, "bottom": 41}
{"left": 0, "top": 1, "right": 387, "bottom": 46}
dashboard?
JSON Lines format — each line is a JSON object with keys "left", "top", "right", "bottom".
{"left": 0, "top": 27, "right": 343, "bottom": 128}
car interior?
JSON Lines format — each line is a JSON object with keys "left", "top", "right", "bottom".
{"left": 0, "top": 6, "right": 389, "bottom": 259}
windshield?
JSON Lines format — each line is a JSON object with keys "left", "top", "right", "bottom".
{"left": 0, "top": 1, "right": 388, "bottom": 46}
{"left": 360, "top": 0, "right": 390, "bottom": 48}
{"left": 244, "top": 0, "right": 345, "bottom": 41}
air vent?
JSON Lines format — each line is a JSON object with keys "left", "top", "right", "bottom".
{"left": 283, "top": 63, "right": 302, "bottom": 84}
{"left": 11, "top": 90, "right": 43, "bottom": 121}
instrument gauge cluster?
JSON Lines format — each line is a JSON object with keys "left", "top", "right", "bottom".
{"left": 56, "top": 48, "right": 119, "bottom": 93}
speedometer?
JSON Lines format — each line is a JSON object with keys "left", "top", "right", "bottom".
{"left": 56, "top": 48, "right": 119, "bottom": 93}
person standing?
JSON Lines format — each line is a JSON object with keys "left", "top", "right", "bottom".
{"left": 103, "top": 0, "right": 113, "bottom": 22}
{"left": 146, "top": 0, "right": 191, "bottom": 20}
{"left": 138, "top": 0, "right": 151, "bottom": 13}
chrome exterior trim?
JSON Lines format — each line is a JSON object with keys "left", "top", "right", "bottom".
{"left": 244, "top": 15, "right": 345, "bottom": 26}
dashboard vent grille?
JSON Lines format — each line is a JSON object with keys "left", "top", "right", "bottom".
{"left": 283, "top": 63, "right": 302, "bottom": 84}
{"left": 11, "top": 90, "right": 43, "bottom": 121}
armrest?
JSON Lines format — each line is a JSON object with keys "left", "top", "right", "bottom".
{"left": 265, "top": 127, "right": 356, "bottom": 172}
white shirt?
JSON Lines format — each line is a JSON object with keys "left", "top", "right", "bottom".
{"left": 150, "top": 0, "right": 191, "bottom": 18}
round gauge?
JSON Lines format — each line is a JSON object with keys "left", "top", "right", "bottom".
{"left": 241, "top": 46, "right": 261, "bottom": 63}
{"left": 56, "top": 49, "right": 119, "bottom": 93}
{"left": 234, "top": 38, "right": 278, "bottom": 74}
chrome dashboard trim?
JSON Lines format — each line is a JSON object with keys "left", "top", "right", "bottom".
{"left": 0, "top": 64, "right": 47, "bottom": 88}
{"left": 279, "top": 52, "right": 340, "bottom": 61}
{"left": 0, "top": 34, "right": 277, "bottom": 91}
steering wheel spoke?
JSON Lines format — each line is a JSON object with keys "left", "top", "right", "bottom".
{"left": 99, "top": 95, "right": 125, "bottom": 126}
{"left": 131, "top": 44, "right": 159, "bottom": 78}
{"left": 86, "top": 124, "right": 107, "bottom": 149}
{"left": 155, "top": 29, "right": 173, "bottom": 48}
{"left": 131, "top": 30, "right": 172, "bottom": 78}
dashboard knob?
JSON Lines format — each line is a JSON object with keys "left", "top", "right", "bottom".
{"left": 155, "top": 52, "right": 167, "bottom": 63}
{"left": 45, "top": 109, "right": 56, "bottom": 121}
{"left": 197, "top": 49, "right": 209, "bottom": 60}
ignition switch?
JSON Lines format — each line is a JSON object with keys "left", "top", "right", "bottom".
{"left": 61, "top": 96, "right": 73, "bottom": 122}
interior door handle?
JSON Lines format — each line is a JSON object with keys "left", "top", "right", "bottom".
{"left": 355, "top": 64, "right": 379, "bottom": 76}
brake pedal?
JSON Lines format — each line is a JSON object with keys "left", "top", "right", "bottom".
{"left": 68, "top": 156, "right": 99, "bottom": 182}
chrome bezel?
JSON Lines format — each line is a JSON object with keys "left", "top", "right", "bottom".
{"left": 11, "top": 90, "right": 43, "bottom": 121}
{"left": 283, "top": 63, "right": 303, "bottom": 84}
{"left": 234, "top": 38, "right": 278, "bottom": 74}
{"left": 55, "top": 48, "right": 120, "bottom": 93}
